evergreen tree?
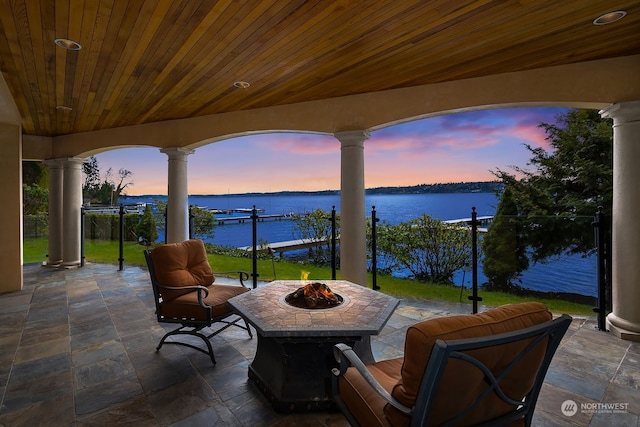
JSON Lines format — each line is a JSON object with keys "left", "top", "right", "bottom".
{"left": 136, "top": 204, "right": 158, "bottom": 244}
{"left": 481, "top": 186, "right": 529, "bottom": 291}
{"left": 153, "top": 200, "right": 167, "bottom": 241}
{"left": 493, "top": 109, "right": 612, "bottom": 262}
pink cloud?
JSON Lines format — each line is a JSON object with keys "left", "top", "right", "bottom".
{"left": 366, "top": 133, "right": 500, "bottom": 161}
{"left": 430, "top": 136, "right": 500, "bottom": 150}
{"left": 366, "top": 135, "right": 424, "bottom": 152}
{"left": 508, "top": 123, "right": 550, "bottom": 149}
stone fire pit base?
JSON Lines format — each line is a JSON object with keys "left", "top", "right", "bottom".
{"left": 248, "top": 335, "right": 360, "bottom": 412}
{"left": 227, "top": 280, "right": 399, "bottom": 413}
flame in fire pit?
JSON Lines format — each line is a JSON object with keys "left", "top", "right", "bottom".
{"left": 285, "top": 282, "right": 343, "bottom": 309}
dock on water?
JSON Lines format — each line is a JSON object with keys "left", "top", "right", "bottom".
{"left": 214, "top": 213, "right": 294, "bottom": 225}
{"left": 444, "top": 215, "right": 493, "bottom": 233}
{"left": 209, "top": 208, "right": 265, "bottom": 215}
{"left": 238, "top": 237, "right": 337, "bottom": 257}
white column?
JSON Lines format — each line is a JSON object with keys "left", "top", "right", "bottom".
{"left": 601, "top": 101, "right": 640, "bottom": 342}
{"left": 61, "top": 158, "right": 84, "bottom": 267}
{"left": 335, "top": 130, "right": 370, "bottom": 286}
{"left": 161, "top": 147, "right": 194, "bottom": 243}
{"left": 44, "top": 159, "right": 64, "bottom": 265}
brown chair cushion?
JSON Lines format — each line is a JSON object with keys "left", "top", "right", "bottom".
{"left": 161, "top": 283, "right": 250, "bottom": 321}
{"left": 150, "top": 239, "right": 215, "bottom": 301}
{"left": 386, "top": 302, "right": 552, "bottom": 426}
{"left": 338, "top": 358, "right": 403, "bottom": 427}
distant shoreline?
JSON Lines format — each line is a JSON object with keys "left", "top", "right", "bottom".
{"left": 122, "top": 180, "right": 502, "bottom": 199}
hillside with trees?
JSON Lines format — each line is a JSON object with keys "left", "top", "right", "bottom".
{"left": 366, "top": 181, "right": 502, "bottom": 195}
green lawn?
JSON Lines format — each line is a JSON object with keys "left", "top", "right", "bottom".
{"left": 23, "top": 237, "right": 595, "bottom": 316}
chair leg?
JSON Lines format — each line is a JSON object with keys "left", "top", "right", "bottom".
{"left": 243, "top": 318, "right": 253, "bottom": 338}
{"left": 157, "top": 325, "right": 217, "bottom": 365}
{"left": 205, "top": 315, "right": 253, "bottom": 339}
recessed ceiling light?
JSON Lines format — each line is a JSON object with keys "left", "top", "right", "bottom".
{"left": 233, "top": 81, "right": 251, "bottom": 89}
{"left": 56, "top": 105, "right": 72, "bottom": 111}
{"left": 593, "top": 10, "right": 627, "bottom": 25}
{"left": 54, "top": 38, "right": 82, "bottom": 50}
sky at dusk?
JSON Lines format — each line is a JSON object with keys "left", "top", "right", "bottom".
{"left": 93, "top": 107, "right": 569, "bottom": 196}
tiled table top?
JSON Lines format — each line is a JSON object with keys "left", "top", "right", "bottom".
{"left": 228, "top": 280, "right": 400, "bottom": 338}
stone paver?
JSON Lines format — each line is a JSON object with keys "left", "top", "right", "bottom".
{"left": 0, "top": 263, "right": 636, "bottom": 426}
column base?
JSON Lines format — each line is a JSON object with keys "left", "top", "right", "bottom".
{"left": 60, "top": 260, "right": 81, "bottom": 269}
{"left": 607, "top": 313, "right": 640, "bottom": 342}
{"left": 42, "top": 260, "right": 62, "bottom": 268}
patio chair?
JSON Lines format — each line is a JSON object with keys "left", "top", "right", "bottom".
{"left": 144, "top": 239, "right": 252, "bottom": 365}
{"left": 332, "top": 302, "right": 572, "bottom": 427}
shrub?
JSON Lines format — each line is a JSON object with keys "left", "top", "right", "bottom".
{"left": 136, "top": 204, "right": 158, "bottom": 244}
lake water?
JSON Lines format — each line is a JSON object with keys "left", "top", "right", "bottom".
{"left": 123, "top": 192, "right": 597, "bottom": 297}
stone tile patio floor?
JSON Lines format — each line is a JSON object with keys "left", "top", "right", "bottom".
{"left": 0, "top": 263, "right": 638, "bottom": 426}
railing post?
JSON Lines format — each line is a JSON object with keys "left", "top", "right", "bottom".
{"left": 467, "top": 207, "right": 482, "bottom": 313}
{"left": 164, "top": 206, "right": 168, "bottom": 244}
{"left": 592, "top": 206, "right": 608, "bottom": 331}
{"left": 188, "top": 205, "right": 194, "bottom": 239}
{"left": 331, "top": 206, "right": 337, "bottom": 280}
{"left": 371, "top": 206, "right": 380, "bottom": 290}
{"left": 118, "top": 204, "right": 125, "bottom": 271}
{"left": 80, "top": 207, "right": 85, "bottom": 267}
{"left": 251, "top": 205, "right": 259, "bottom": 289}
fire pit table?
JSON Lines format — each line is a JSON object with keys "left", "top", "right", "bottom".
{"left": 228, "top": 280, "right": 399, "bottom": 412}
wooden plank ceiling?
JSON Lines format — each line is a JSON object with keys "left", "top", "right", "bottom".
{"left": 0, "top": 0, "right": 638, "bottom": 137}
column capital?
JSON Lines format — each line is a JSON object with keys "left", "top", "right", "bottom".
{"left": 46, "top": 156, "right": 84, "bottom": 163}
{"left": 44, "top": 158, "right": 64, "bottom": 168}
{"left": 54, "top": 157, "right": 85, "bottom": 168}
{"left": 600, "top": 101, "right": 640, "bottom": 124}
{"left": 161, "top": 147, "right": 195, "bottom": 159}
{"left": 334, "top": 130, "right": 370, "bottom": 147}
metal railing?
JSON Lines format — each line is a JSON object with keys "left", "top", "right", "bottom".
{"left": 63, "top": 203, "right": 612, "bottom": 326}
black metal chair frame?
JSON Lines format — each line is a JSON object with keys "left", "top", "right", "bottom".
{"left": 332, "top": 313, "right": 572, "bottom": 427}
{"left": 144, "top": 249, "right": 253, "bottom": 365}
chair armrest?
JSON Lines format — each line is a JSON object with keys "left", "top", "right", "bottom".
{"left": 212, "top": 270, "right": 250, "bottom": 288}
{"left": 332, "top": 343, "right": 412, "bottom": 416}
{"left": 157, "top": 284, "right": 210, "bottom": 309}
